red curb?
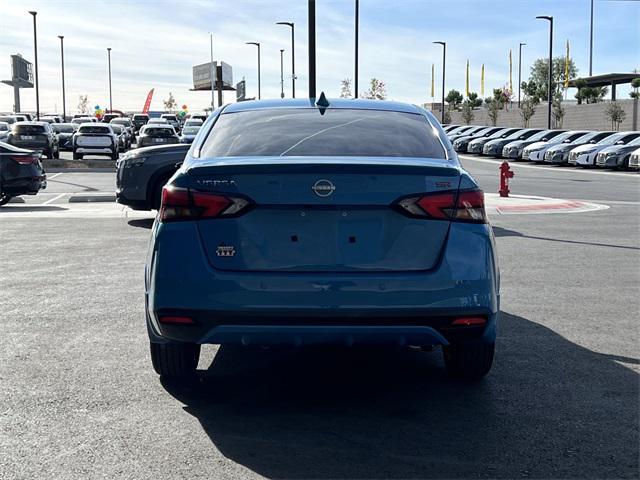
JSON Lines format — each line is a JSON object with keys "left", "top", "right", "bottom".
{"left": 496, "top": 201, "right": 588, "bottom": 213}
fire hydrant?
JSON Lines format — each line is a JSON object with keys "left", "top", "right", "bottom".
{"left": 499, "top": 161, "right": 515, "bottom": 198}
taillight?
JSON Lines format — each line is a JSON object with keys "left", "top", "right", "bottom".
{"left": 451, "top": 316, "right": 486, "bottom": 326}
{"left": 159, "top": 315, "right": 195, "bottom": 325}
{"left": 396, "top": 189, "right": 487, "bottom": 223}
{"left": 11, "top": 155, "right": 38, "bottom": 165}
{"left": 160, "top": 186, "right": 251, "bottom": 222}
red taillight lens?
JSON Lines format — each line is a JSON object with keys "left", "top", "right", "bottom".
{"left": 396, "top": 189, "right": 486, "bottom": 223}
{"left": 160, "top": 186, "right": 250, "bottom": 222}
{"left": 159, "top": 315, "right": 195, "bottom": 325}
{"left": 11, "top": 155, "right": 38, "bottom": 165}
{"left": 451, "top": 316, "right": 487, "bottom": 326}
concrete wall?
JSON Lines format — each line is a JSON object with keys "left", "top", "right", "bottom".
{"left": 445, "top": 99, "right": 638, "bottom": 131}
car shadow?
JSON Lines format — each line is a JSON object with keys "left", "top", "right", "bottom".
{"left": 161, "top": 312, "right": 638, "bottom": 479}
{"left": 127, "top": 218, "right": 154, "bottom": 229}
{"left": 0, "top": 205, "right": 66, "bottom": 212}
{"left": 492, "top": 226, "right": 640, "bottom": 251}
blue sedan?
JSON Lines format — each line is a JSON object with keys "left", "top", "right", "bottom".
{"left": 145, "top": 98, "right": 500, "bottom": 381}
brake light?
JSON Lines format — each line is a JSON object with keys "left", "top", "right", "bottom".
{"left": 451, "top": 316, "right": 486, "bottom": 326}
{"left": 160, "top": 186, "right": 251, "bottom": 222}
{"left": 396, "top": 189, "right": 487, "bottom": 223}
{"left": 159, "top": 315, "right": 195, "bottom": 325}
{"left": 11, "top": 155, "right": 38, "bottom": 165}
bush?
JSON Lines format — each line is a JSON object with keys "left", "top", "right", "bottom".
{"left": 461, "top": 100, "right": 474, "bottom": 125}
{"left": 604, "top": 102, "right": 626, "bottom": 131}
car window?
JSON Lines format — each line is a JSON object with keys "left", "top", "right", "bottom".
{"left": 200, "top": 108, "right": 447, "bottom": 159}
{"left": 143, "top": 127, "right": 175, "bottom": 136}
{"left": 619, "top": 133, "right": 640, "bottom": 144}
{"left": 597, "top": 133, "right": 626, "bottom": 145}
{"left": 627, "top": 136, "right": 640, "bottom": 146}
{"left": 182, "top": 127, "right": 200, "bottom": 134}
{"left": 111, "top": 125, "right": 124, "bottom": 133}
{"left": 79, "top": 126, "right": 111, "bottom": 134}
{"left": 13, "top": 124, "right": 46, "bottom": 134}
{"left": 52, "top": 124, "right": 75, "bottom": 133}
{"left": 0, "top": 123, "right": 8, "bottom": 131}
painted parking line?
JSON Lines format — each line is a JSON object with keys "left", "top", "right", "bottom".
{"left": 459, "top": 155, "right": 640, "bottom": 178}
{"left": 47, "top": 172, "right": 65, "bottom": 180}
{"left": 42, "top": 193, "right": 69, "bottom": 205}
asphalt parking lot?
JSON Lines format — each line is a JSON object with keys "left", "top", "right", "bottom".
{"left": 1, "top": 157, "right": 638, "bottom": 479}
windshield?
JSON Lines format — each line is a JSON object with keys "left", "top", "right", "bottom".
{"left": 0, "top": 123, "right": 8, "bottom": 131}
{"left": 628, "top": 137, "right": 640, "bottom": 146}
{"left": 555, "top": 131, "right": 586, "bottom": 143}
{"left": 182, "top": 127, "right": 200, "bottom": 135}
{"left": 504, "top": 129, "right": 531, "bottom": 140}
{"left": 79, "top": 126, "right": 111, "bottom": 134}
{"left": 597, "top": 133, "right": 626, "bottom": 145}
{"left": 200, "top": 108, "right": 447, "bottom": 159}
{"left": 52, "top": 125, "right": 75, "bottom": 133}
{"left": 487, "top": 129, "right": 508, "bottom": 138}
{"left": 13, "top": 124, "right": 46, "bottom": 134}
{"left": 143, "top": 127, "right": 175, "bottom": 136}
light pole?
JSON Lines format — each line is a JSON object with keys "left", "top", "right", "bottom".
{"left": 308, "top": 0, "right": 316, "bottom": 99}
{"left": 276, "top": 22, "right": 295, "bottom": 98}
{"left": 589, "top": 0, "right": 594, "bottom": 76}
{"left": 536, "top": 15, "right": 553, "bottom": 129}
{"left": 209, "top": 33, "right": 215, "bottom": 109}
{"left": 107, "top": 47, "right": 113, "bottom": 112}
{"left": 354, "top": 0, "right": 359, "bottom": 98}
{"left": 518, "top": 42, "right": 526, "bottom": 108}
{"left": 246, "top": 42, "right": 261, "bottom": 100}
{"left": 28, "top": 11, "right": 39, "bottom": 119}
{"left": 279, "top": 49, "right": 285, "bottom": 98}
{"left": 58, "top": 36, "right": 66, "bottom": 120}
{"left": 433, "top": 41, "right": 446, "bottom": 123}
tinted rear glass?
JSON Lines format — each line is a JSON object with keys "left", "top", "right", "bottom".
{"left": 14, "top": 124, "right": 46, "bottom": 134}
{"left": 52, "top": 124, "right": 75, "bottom": 133}
{"left": 79, "top": 126, "right": 111, "bottom": 134}
{"left": 143, "top": 127, "right": 175, "bottom": 136}
{"left": 200, "top": 109, "right": 446, "bottom": 158}
{"left": 133, "top": 115, "right": 148, "bottom": 120}
{"left": 182, "top": 127, "right": 200, "bottom": 134}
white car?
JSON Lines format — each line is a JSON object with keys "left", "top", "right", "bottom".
{"left": 72, "top": 123, "right": 119, "bottom": 160}
{"left": 627, "top": 147, "right": 640, "bottom": 170}
{"left": 522, "top": 131, "right": 589, "bottom": 162}
{"left": 569, "top": 132, "right": 640, "bottom": 167}
{"left": 0, "top": 121, "right": 9, "bottom": 142}
{"left": 183, "top": 119, "right": 203, "bottom": 128}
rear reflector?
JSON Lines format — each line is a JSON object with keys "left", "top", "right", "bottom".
{"left": 451, "top": 317, "right": 486, "bottom": 326}
{"left": 160, "top": 186, "right": 251, "bottom": 222}
{"left": 159, "top": 315, "right": 195, "bottom": 325}
{"left": 11, "top": 155, "right": 38, "bottom": 165}
{"left": 396, "top": 189, "right": 487, "bottom": 223}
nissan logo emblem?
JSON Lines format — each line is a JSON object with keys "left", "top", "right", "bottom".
{"left": 312, "top": 179, "right": 336, "bottom": 197}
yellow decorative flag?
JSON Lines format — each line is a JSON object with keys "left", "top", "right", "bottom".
{"left": 481, "top": 64, "right": 485, "bottom": 97}
{"left": 509, "top": 49, "right": 513, "bottom": 92}
{"left": 564, "top": 40, "right": 570, "bottom": 88}
{"left": 431, "top": 63, "right": 435, "bottom": 98}
{"left": 465, "top": 60, "right": 470, "bottom": 97}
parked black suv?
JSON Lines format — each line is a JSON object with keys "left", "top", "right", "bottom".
{"left": 0, "top": 142, "right": 47, "bottom": 206}
{"left": 6, "top": 122, "right": 59, "bottom": 159}
{"left": 132, "top": 114, "right": 150, "bottom": 133}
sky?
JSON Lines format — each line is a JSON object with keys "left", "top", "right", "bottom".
{"left": 0, "top": 0, "right": 638, "bottom": 114}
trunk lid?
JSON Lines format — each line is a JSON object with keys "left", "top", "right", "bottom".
{"left": 184, "top": 156, "right": 460, "bottom": 272}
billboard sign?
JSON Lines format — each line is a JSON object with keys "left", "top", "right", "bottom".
{"left": 236, "top": 80, "right": 246, "bottom": 102}
{"left": 192, "top": 61, "right": 233, "bottom": 90}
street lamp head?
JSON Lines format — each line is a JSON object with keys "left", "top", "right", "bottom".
{"left": 58, "top": 35, "right": 64, "bottom": 40}
{"left": 246, "top": 42, "right": 260, "bottom": 47}
{"left": 28, "top": 10, "right": 37, "bottom": 16}
{"left": 107, "top": 47, "right": 112, "bottom": 52}
{"left": 276, "top": 21, "right": 294, "bottom": 27}
{"left": 433, "top": 41, "right": 445, "bottom": 46}
{"left": 520, "top": 42, "right": 527, "bottom": 46}
{"left": 536, "top": 15, "right": 553, "bottom": 21}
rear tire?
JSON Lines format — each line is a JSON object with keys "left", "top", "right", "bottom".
{"left": 111, "top": 150, "right": 118, "bottom": 161}
{"left": 151, "top": 174, "right": 173, "bottom": 210}
{"left": 150, "top": 342, "right": 200, "bottom": 379}
{"left": 0, "top": 193, "right": 12, "bottom": 206}
{"left": 53, "top": 147, "right": 60, "bottom": 159}
{"left": 443, "top": 342, "right": 494, "bottom": 380}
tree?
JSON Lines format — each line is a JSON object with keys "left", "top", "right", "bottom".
{"left": 604, "top": 102, "right": 626, "bottom": 131}
{"left": 77, "top": 95, "right": 90, "bottom": 114}
{"left": 340, "top": 78, "right": 353, "bottom": 98}
{"left": 630, "top": 78, "right": 640, "bottom": 100}
{"left": 460, "top": 100, "right": 474, "bottom": 125}
{"left": 527, "top": 56, "right": 578, "bottom": 101}
{"left": 163, "top": 92, "right": 177, "bottom": 112}
{"left": 467, "top": 92, "right": 482, "bottom": 108}
{"left": 574, "top": 78, "right": 608, "bottom": 104}
{"left": 362, "top": 78, "right": 387, "bottom": 100}
{"left": 520, "top": 99, "right": 537, "bottom": 127}
{"left": 485, "top": 97, "right": 501, "bottom": 126}
{"left": 443, "top": 109, "right": 452, "bottom": 124}
{"left": 520, "top": 81, "right": 543, "bottom": 105}
{"left": 445, "top": 89, "right": 463, "bottom": 110}
{"left": 552, "top": 93, "right": 565, "bottom": 128}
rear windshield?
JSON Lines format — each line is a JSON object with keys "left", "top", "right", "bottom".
{"left": 143, "top": 127, "right": 175, "bottom": 136}
{"left": 111, "top": 125, "right": 124, "bottom": 133}
{"left": 0, "top": 123, "right": 8, "bottom": 131}
{"left": 52, "top": 124, "right": 75, "bottom": 133}
{"left": 182, "top": 127, "right": 200, "bottom": 134}
{"left": 161, "top": 115, "right": 178, "bottom": 121}
{"left": 133, "top": 115, "right": 149, "bottom": 120}
{"left": 79, "top": 126, "right": 111, "bottom": 134}
{"left": 111, "top": 119, "right": 130, "bottom": 125}
{"left": 200, "top": 109, "right": 446, "bottom": 159}
{"left": 14, "top": 124, "right": 46, "bottom": 134}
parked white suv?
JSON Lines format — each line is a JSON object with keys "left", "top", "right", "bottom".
{"left": 73, "top": 123, "right": 119, "bottom": 161}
